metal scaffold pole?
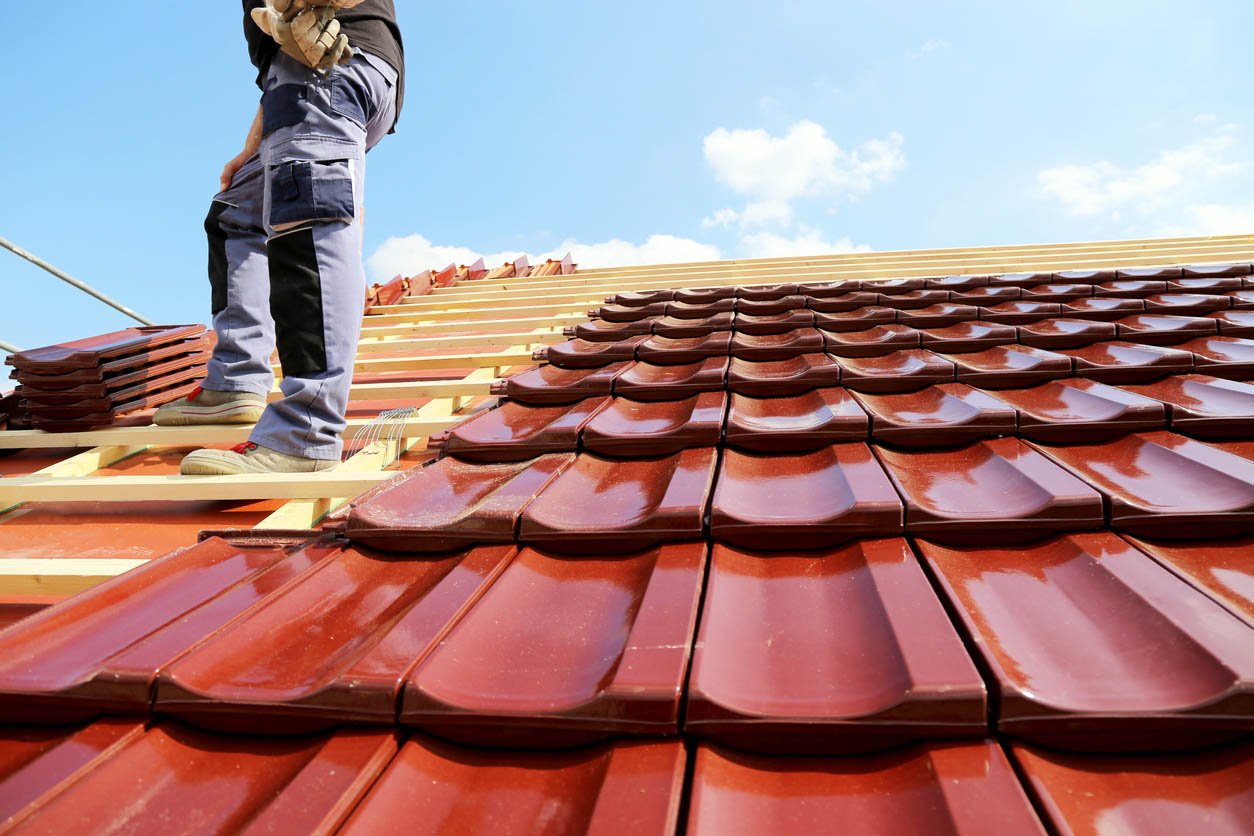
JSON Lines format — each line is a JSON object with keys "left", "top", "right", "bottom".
{"left": 0, "top": 339, "right": 20, "bottom": 354}
{"left": 0, "top": 235, "right": 155, "bottom": 326}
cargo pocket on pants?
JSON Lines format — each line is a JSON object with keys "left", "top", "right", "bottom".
{"left": 268, "top": 159, "right": 355, "bottom": 232}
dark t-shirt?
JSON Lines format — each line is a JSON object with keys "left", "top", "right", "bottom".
{"left": 243, "top": 1, "right": 405, "bottom": 127}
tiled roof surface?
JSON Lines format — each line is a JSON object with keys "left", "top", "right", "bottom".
{"left": 4, "top": 249, "right": 1254, "bottom": 833}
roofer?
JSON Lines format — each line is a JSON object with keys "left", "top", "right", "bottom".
{"left": 154, "top": 0, "right": 404, "bottom": 475}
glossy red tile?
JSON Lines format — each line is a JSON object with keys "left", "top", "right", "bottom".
{"left": 635, "top": 332, "right": 731, "bottom": 365}
{"left": 5, "top": 325, "right": 206, "bottom": 374}
{"left": 519, "top": 448, "right": 717, "bottom": 553}
{"left": 0, "top": 537, "right": 339, "bottom": 722}
{"left": 402, "top": 543, "right": 706, "bottom": 743}
{"left": 709, "top": 444, "right": 902, "bottom": 549}
{"left": 1124, "top": 535, "right": 1254, "bottom": 631}
{"left": 811, "top": 306, "right": 897, "bottom": 331}
{"left": 1011, "top": 740, "right": 1254, "bottom": 836}
{"left": 876, "top": 437, "right": 1104, "bottom": 543}
{"left": 339, "top": 735, "right": 687, "bottom": 836}
{"left": 1055, "top": 341, "right": 1193, "bottom": 382}
{"left": 893, "top": 303, "right": 979, "bottom": 328}
{"left": 1183, "top": 262, "right": 1251, "bottom": 277}
{"left": 1030, "top": 432, "right": 1254, "bottom": 537}
{"left": 1168, "top": 276, "right": 1245, "bottom": 293}
{"left": 724, "top": 388, "right": 868, "bottom": 451}
{"left": 1117, "top": 265, "right": 1183, "bottom": 279}
{"left": 687, "top": 741, "right": 1048, "bottom": 836}
{"left": 1177, "top": 335, "right": 1254, "bottom": 379}
{"left": 730, "top": 328, "right": 825, "bottom": 361}
{"left": 736, "top": 295, "right": 807, "bottom": 316}
{"left": 737, "top": 283, "right": 799, "bottom": 300}
{"left": 607, "top": 289, "right": 674, "bottom": 306}
{"left": 853, "top": 383, "right": 1017, "bottom": 446}
{"left": 979, "top": 301, "right": 1062, "bottom": 324}
{"left": 674, "top": 286, "right": 736, "bottom": 303}
{"left": 686, "top": 540, "right": 985, "bottom": 752}
{"left": 1015, "top": 317, "right": 1117, "bottom": 348}
{"left": 1059, "top": 296, "right": 1146, "bottom": 320}
{"left": 10, "top": 335, "right": 211, "bottom": 389}
{"left": 1019, "top": 283, "right": 1095, "bottom": 302}
{"left": 822, "top": 324, "right": 922, "bottom": 358}
{"left": 431, "top": 398, "right": 607, "bottom": 462}
{"left": 565, "top": 318, "right": 656, "bottom": 342}
{"left": 803, "top": 291, "right": 879, "bottom": 313}
{"left": 917, "top": 321, "right": 1019, "bottom": 353}
{"left": 532, "top": 336, "right": 645, "bottom": 369}
{"left": 1143, "top": 293, "right": 1232, "bottom": 316}
{"left": 665, "top": 299, "right": 735, "bottom": 319}
{"left": 651, "top": 311, "right": 734, "bottom": 338}
{"left": 1093, "top": 279, "right": 1169, "bottom": 297}
{"left": 1113, "top": 313, "right": 1218, "bottom": 344}
{"left": 1120, "top": 374, "right": 1254, "bottom": 437}
{"left": 870, "top": 277, "right": 927, "bottom": 293}
{"left": 919, "top": 532, "right": 1254, "bottom": 749}
{"left": 875, "top": 289, "right": 951, "bottom": 309}
{"left": 13, "top": 349, "right": 209, "bottom": 395}
{"left": 798, "top": 278, "right": 864, "bottom": 296}
{"left": 834, "top": 349, "right": 955, "bottom": 393}
{"left": 156, "top": 544, "right": 516, "bottom": 730}
{"left": 489, "top": 362, "right": 628, "bottom": 405}
{"left": 28, "top": 380, "right": 200, "bottom": 431}
{"left": 1056, "top": 268, "right": 1117, "bottom": 282}
{"left": 990, "top": 378, "right": 1165, "bottom": 441}
{"left": 726, "top": 354, "right": 843, "bottom": 396}
{"left": 613, "top": 358, "right": 728, "bottom": 401}
{"left": 3, "top": 721, "right": 398, "bottom": 835}
{"left": 732, "top": 310, "right": 816, "bottom": 335}
{"left": 1209, "top": 309, "right": 1254, "bottom": 336}
{"left": 949, "top": 286, "right": 1021, "bottom": 305}
{"left": 943, "top": 345, "right": 1073, "bottom": 388}
{"left": 1228, "top": 289, "right": 1254, "bottom": 308}
{"left": 581, "top": 392, "right": 726, "bottom": 456}
{"left": 991, "top": 270, "right": 1055, "bottom": 286}
{"left": 593, "top": 302, "right": 669, "bottom": 322}
{"left": 345, "top": 454, "right": 574, "bottom": 552}
{"left": 927, "top": 274, "right": 990, "bottom": 290}
{"left": 19, "top": 362, "right": 207, "bottom": 410}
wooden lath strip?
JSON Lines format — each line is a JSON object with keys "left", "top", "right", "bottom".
{"left": 359, "top": 314, "right": 587, "bottom": 339}
{"left": 354, "top": 329, "right": 564, "bottom": 354}
{"left": 0, "top": 559, "right": 150, "bottom": 597}
{"left": 0, "top": 471, "right": 393, "bottom": 504}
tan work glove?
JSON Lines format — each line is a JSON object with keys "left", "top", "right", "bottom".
{"left": 251, "top": 1, "right": 353, "bottom": 72}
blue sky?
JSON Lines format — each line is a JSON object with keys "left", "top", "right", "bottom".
{"left": 4, "top": 0, "right": 1254, "bottom": 354}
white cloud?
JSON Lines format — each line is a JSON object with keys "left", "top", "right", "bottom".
{"left": 1037, "top": 133, "right": 1246, "bottom": 217}
{"left": 701, "top": 208, "right": 740, "bottom": 229}
{"left": 907, "top": 39, "right": 949, "bottom": 59}
{"left": 367, "top": 233, "right": 722, "bottom": 280}
{"left": 1158, "top": 203, "right": 1254, "bottom": 236}
{"left": 739, "top": 226, "right": 872, "bottom": 259}
{"left": 1194, "top": 113, "right": 1217, "bottom": 125}
{"left": 740, "top": 200, "right": 794, "bottom": 228}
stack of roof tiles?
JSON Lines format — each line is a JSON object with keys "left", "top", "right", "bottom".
{"left": 3, "top": 264, "right": 1254, "bottom": 833}
{"left": 5, "top": 325, "right": 210, "bottom": 431}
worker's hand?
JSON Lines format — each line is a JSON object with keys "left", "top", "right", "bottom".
{"left": 250, "top": 2, "right": 354, "bottom": 71}
{"left": 219, "top": 150, "right": 251, "bottom": 192}
{"left": 287, "top": 0, "right": 367, "bottom": 11}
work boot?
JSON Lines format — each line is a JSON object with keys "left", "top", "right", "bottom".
{"left": 154, "top": 386, "right": 266, "bottom": 425}
{"left": 179, "top": 441, "right": 338, "bottom": 475}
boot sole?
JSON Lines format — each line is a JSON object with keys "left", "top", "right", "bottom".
{"left": 153, "top": 405, "right": 265, "bottom": 426}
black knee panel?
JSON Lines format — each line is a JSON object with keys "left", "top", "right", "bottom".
{"left": 267, "top": 226, "right": 328, "bottom": 377}
{"left": 204, "top": 201, "right": 230, "bottom": 316}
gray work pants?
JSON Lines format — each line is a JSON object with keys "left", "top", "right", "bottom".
{"left": 203, "top": 50, "right": 398, "bottom": 459}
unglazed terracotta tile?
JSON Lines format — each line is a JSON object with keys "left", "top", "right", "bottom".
{"left": 0, "top": 537, "right": 340, "bottom": 722}
{"left": 811, "top": 306, "right": 897, "bottom": 331}
{"left": 345, "top": 454, "right": 575, "bottom": 552}
{"left": 664, "top": 299, "right": 736, "bottom": 319}
{"left": 730, "top": 328, "right": 825, "bottom": 361}
{"left": 593, "top": 302, "right": 669, "bottom": 322}
{"left": 1055, "top": 268, "right": 1117, "bottom": 282}
{"left": 155, "top": 545, "right": 517, "bottom": 731}
{"left": 1060, "top": 296, "right": 1146, "bottom": 320}
{"left": 402, "top": 543, "right": 706, "bottom": 743}
{"left": 1, "top": 721, "right": 398, "bottom": 835}
{"left": 533, "top": 336, "right": 646, "bottom": 368}
{"left": 917, "top": 321, "right": 1019, "bottom": 353}
{"left": 1055, "top": 341, "right": 1193, "bottom": 382}
{"left": 798, "top": 278, "right": 864, "bottom": 296}
{"left": 822, "top": 325, "right": 922, "bottom": 358}
{"left": 5, "top": 325, "right": 206, "bottom": 374}
{"left": 949, "top": 286, "right": 1021, "bottom": 305}
{"left": 687, "top": 741, "right": 1048, "bottom": 836}
{"left": 1019, "top": 283, "right": 1095, "bottom": 302}
{"left": 803, "top": 291, "right": 879, "bottom": 313}
{"left": 927, "top": 274, "right": 990, "bottom": 290}
{"left": 1116, "top": 265, "right": 1183, "bottom": 279}
{"left": 1182, "top": 262, "right": 1252, "bottom": 278}
{"left": 1125, "top": 534, "right": 1254, "bottom": 629}
{"left": 581, "top": 392, "right": 727, "bottom": 456}
{"left": 674, "top": 286, "right": 736, "bottom": 303}
{"left": 1030, "top": 432, "right": 1254, "bottom": 537}
{"left": 834, "top": 349, "right": 956, "bottom": 393}
{"left": 1176, "top": 335, "right": 1254, "bottom": 379}
{"left": 852, "top": 383, "right": 1017, "bottom": 446}
{"left": 875, "top": 289, "right": 952, "bottom": 309}
{"left": 518, "top": 449, "right": 718, "bottom": 553}
{"left": 942, "top": 345, "right": 1073, "bottom": 389}
{"left": 1209, "top": 309, "right": 1254, "bottom": 337}
{"left": 989, "top": 378, "right": 1165, "bottom": 442}
{"left": 566, "top": 318, "right": 656, "bottom": 342}
{"left": 726, "top": 354, "right": 843, "bottom": 396}
{"left": 612, "top": 358, "right": 728, "bottom": 401}
{"left": 338, "top": 735, "right": 687, "bottom": 836}
{"left": 1011, "top": 740, "right": 1254, "bottom": 836}
{"left": 709, "top": 444, "right": 902, "bottom": 549}
{"left": 737, "top": 283, "right": 800, "bottom": 301}
{"left": 635, "top": 332, "right": 731, "bottom": 365}
{"left": 1015, "top": 318, "right": 1117, "bottom": 349}
{"left": 489, "top": 362, "right": 628, "bottom": 405}
{"left": 919, "top": 532, "right": 1254, "bottom": 749}
{"left": 893, "top": 303, "right": 979, "bottom": 328}
{"left": 1120, "top": 374, "right": 1254, "bottom": 438}
{"left": 1143, "top": 293, "right": 1232, "bottom": 316}
{"left": 732, "top": 310, "right": 816, "bottom": 335}
{"left": 650, "top": 311, "right": 734, "bottom": 337}
{"left": 1094, "top": 279, "right": 1169, "bottom": 297}
{"left": 724, "top": 388, "right": 868, "bottom": 451}
{"left": 433, "top": 398, "right": 609, "bottom": 462}
{"left": 978, "top": 301, "right": 1062, "bottom": 324}
{"left": 686, "top": 540, "right": 985, "bottom": 752}
{"left": 876, "top": 437, "right": 1104, "bottom": 543}
{"left": 736, "top": 295, "right": 807, "bottom": 316}
{"left": 1113, "top": 313, "right": 1219, "bottom": 345}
